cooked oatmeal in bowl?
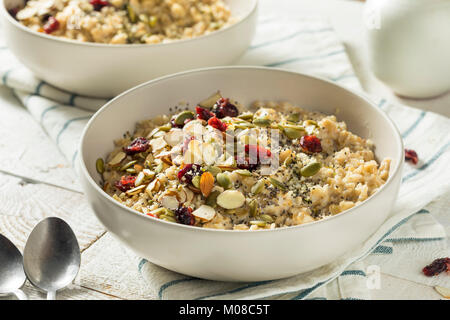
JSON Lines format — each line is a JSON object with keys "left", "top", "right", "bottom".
{"left": 97, "top": 92, "right": 391, "bottom": 231}
{"left": 11, "top": 0, "right": 234, "bottom": 44}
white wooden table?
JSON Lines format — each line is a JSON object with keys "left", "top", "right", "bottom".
{"left": 0, "top": 0, "right": 448, "bottom": 300}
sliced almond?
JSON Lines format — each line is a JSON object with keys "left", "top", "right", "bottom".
{"left": 183, "top": 120, "right": 206, "bottom": 137}
{"left": 164, "top": 129, "right": 184, "bottom": 146}
{"left": 108, "top": 151, "right": 126, "bottom": 166}
{"left": 145, "top": 178, "right": 160, "bottom": 195}
{"left": 184, "top": 139, "right": 203, "bottom": 164}
{"left": 176, "top": 188, "right": 187, "bottom": 203}
{"left": 202, "top": 142, "right": 217, "bottom": 165}
{"left": 126, "top": 184, "right": 146, "bottom": 196}
{"left": 160, "top": 195, "right": 179, "bottom": 210}
{"left": 216, "top": 190, "right": 245, "bottom": 209}
{"left": 150, "top": 136, "right": 167, "bottom": 151}
{"left": 183, "top": 186, "right": 194, "bottom": 202}
{"left": 435, "top": 286, "right": 450, "bottom": 299}
{"left": 192, "top": 205, "right": 216, "bottom": 222}
{"left": 200, "top": 172, "right": 214, "bottom": 197}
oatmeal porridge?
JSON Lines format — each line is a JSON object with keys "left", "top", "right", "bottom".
{"left": 96, "top": 92, "right": 391, "bottom": 230}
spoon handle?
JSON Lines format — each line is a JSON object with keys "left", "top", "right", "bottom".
{"left": 13, "top": 289, "right": 28, "bottom": 300}
{"left": 47, "top": 291, "right": 56, "bottom": 300}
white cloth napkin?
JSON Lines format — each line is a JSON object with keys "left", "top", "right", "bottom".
{"left": 1, "top": 0, "right": 449, "bottom": 300}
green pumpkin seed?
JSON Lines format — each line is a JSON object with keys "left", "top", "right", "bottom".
{"left": 300, "top": 162, "right": 321, "bottom": 177}
{"left": 252, "top": 118, "right": 271, "bottom": 127}
{"left": 127, "top": 5, "right": 137, "bottom": 23}
{"left": 158, "top": 125, "right": 172, "bottom": 132}
{"left": 206, "top": 190, "right": 220, "bottom": 208}
{"left": 174, "top": 110, "right": 195, "bottom": 126}
{"left": 149, "top": 15, "right": 158, "bottom": 27}
{"left": 234, "top": 123, "right": 255, "bottom": 129}
{"left": 260, "top": 214, "right": 274, "bottom": 223}
{"left": 126, "top": 168, "right": 137, "bottom": 174}
{"left": 96, "top": 158, "right": 104, "bottom": 174}
{"left": 304, "top": 120, "right": 318, "bottom": 127}
{"left": 235, "top": 169, "right": 252, "bottom": 176}
{"left": 191, "top": 175, "right": 201, "bottom": 188}
{"left": 238, "top": 112, "right": 254, "bottom": 121}
{"left": 283, "top": 127, "right": 304, "bottom": 139}
{"left": 225, "top": 209, "right": 237, "bottom": 214}
{"left": 269, "top": 177, "right": 286, "bottom": 190}
{"left": 251, "top": 180, "right": 265, "bottom": 195}
{"left": 198, "top": 92, "right": 222, "bottom": 109}
{"left": 250, "top": 220, "right": 266, "bottom": 227}
{"left": 206, "top": 166, "right": 222, "bottom": 177}
{"left": 120, "top": 160, "right": 137, "bottom": 171}
{"left": 155, "top": 162, "right": 164, "bottom": 173}
{"left": 287, "top": 113, "right": 300, "bottom": 123}
{"left": 160, "top": 215, "right": 176, "bottom": 223}
{"left": 216, "top": 173, "right": 231, "bottom": 189}
{"left": 164, "top": 209, "right": 175, "bottom": 217}
{"left": 248, "top": 199, "right": 258, "bottom": 217}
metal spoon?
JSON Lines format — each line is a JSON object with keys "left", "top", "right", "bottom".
{"left": 23, "top": 217, "right": 81, "bottom": 300}
{"left": 0, "top": 234, "right": 27, "bottom": 300}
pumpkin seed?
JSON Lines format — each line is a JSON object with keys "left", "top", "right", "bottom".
{"left": 249, "top": 220, "right": 266, "bottom": 227}
{"left": 283, "top": 127, "right": 304, "bottom": 139}
{"left": 252, "top": 118, "right": 271, "bottom": 127}
{"left": 120, "top": 160, "right": 137, "bottom": 171}
{"left": 96, "top": 158, "right": 104, "bottom": 174}
{"left": 234, "top": 123, "right": 255, "bottom": 129}
{"left": 287, "top": 113, "right": 300, "bottom": 123}
{"left": 216, "top": 172, "right": 231, "bottom": 189}
{"left": 260, "top": 214, "right": 274, "bottom": 223}
{"left": 174, "top": 110, "right": 195, "bottom": 126}
{"left": 126, "top": 168, "right": 137, "bottom": 174}
{"left": 108, "top": 151, "right": 126, "bottom": 166}
{"left": 235, "top": 169, "right": 252, "bottom": 176}
{"left": 149, "top": 15, "right": 158, "bottom": 27}
{"left": 154, "top": 162, "right": 164, "bottom": 173}
{"left": 138, "top": 13, "right": 148, "bottom": 23}
{"left": 251, "top": 180, "right": 265, "bottom": 195}
{"left": 198, "top": 91, "right": 222, "bottom": 109}
{"left": 158, "top": 125, "right": 172, "bottom": 132}
{"left": 160, "top": 215, "right": 176, "bottom": 223}
{"left": 164, "top": 208, "right": 175, "bottom": 217}
{"left": 216, "top": 190, "right": 245, "bottom": 209}
{"left": 238, "top": 112, "right": 254, "bottom": 121}
{"left": 191, "top": 175, "right": 201, "bottom": 188}
{"left": 225, "top": 209, "right": 237, "bottom": 214}
{"left": 206, "top": 166, "right": 222, "bottom": 177}
{"left": 248, "top": 199, "right": 258, "bottom": 217}
{"left": 304, "top": 120, "right": 318, "bottom": 127}
{"left": 205, "top": 190, "right": 220, "bottom": 208}
{"left": 269, "top": 177, "right": 286, "bottom": 190}
{"left": 300, "top": 162, "right": 321, "bottom": 177}
{"left": 127, "top": 4, "right": 137, "bottom": 23}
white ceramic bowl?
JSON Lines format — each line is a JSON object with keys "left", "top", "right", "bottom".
{"left": 0, "top": 0, "right": 257, "bottom": 98}
{"left": 79, "top": 67, "right": 404, "bottom": 282}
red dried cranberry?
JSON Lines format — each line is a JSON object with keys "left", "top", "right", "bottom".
{"left": 123, "top": 137, "right": 150, "bottom": 155}
{"left": 8, "top": 7, "right": 19, "bottom": 18}
{"left": 235, "top": 156, "right": 258, "bottom": 171}
{"left": 196, "top": 106, "right": 215, "bottom": 121}
{"left": 90, "top": 0, "right": 109, "bottom": 11}
{"left": 245, "top": 144, "right": 272, "bottom": 160}
{"left": 115, "top": 175, "right": 136, "bottom": 192}
{"left": 300, "top": 135, "right": 322, "bottom": 153}
{"left": 405, "top": 149, "right": 419, "bottom": 165}
{"left": 43, "top": 16, "right": 60, "bottom": 34}
{"left": 208, "top": 116, "right": 227, "bottom": 132}
{"left": 422, "top": 257, "right": 450, "bottom": 277}
{"left": 211, "top": 98, "right": 239, "bottom": 119}
{"left": 177, "top": 164, "right": 202, "bottom": 184}
{"left": 175, "top": 205, "right": 195, "bottom": 225}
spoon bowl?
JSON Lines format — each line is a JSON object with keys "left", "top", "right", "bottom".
{"left": 23, "top": 217, "right": 80, "bottom": 300}
{"left": 0, "top": 233, "right": 27, "bottom": 299}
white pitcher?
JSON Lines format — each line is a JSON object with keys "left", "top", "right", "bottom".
{"left": 365, "top": 0, "right": 450, "bottom": 99}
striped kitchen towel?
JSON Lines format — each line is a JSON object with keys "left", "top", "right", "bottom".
{"left": 1, "top": 0, "right": 449, "bottom": 300}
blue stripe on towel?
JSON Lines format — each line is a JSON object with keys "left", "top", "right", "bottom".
{"left": 265, "top": 49, "right": 345, "bottom": 67}
{"left": 138, "top": 259, "right": 147, "bottom": 272}
{"left": 331, "top": 74, "right": 357, "bottom": 82}
{"left": 291, "top": 281, "right": 326, "bottom": 300}
{"left": 158, "top": 278, "right": 198, "bottom": 300}
{"left": 68, "top": 93, "right": 77, "bottom": 106}
{"left": 416, "top": 209, "right": 430, "bottom": 215}
{"left": 56, "top": 116, "right": 91, "bottom": 145}
{"left": 195, "top": 280, "right": 274, "bottom": 300}
{"left": 371, "top": 245, "right": 393, "bottom": 255}
{"left": 250, "top": 27, "right": 333, "bottom": 50}
{"left": 35, "top": 81, "right": 45, "bottom": 95}
{"left": 340, "top": 270, "right": 366, "bottom": 277}
{"left": 378, "top": 99, "right": 387, "bottom": 108}
{"left": 402, "top": 141, "right": 450, "bottom": 182}
{"left": 402, "top": 111, "right": 426, "bottom": 139}
{"left": 2, "top": 69, "right": 13, "bottom": 86}
{"left": 71, "top": 150, "right": 78, "bottom": 166}
{"left": 386, "top": 237, "right": 445, "bottom": 243}
{"left": 40, "top": 105, "right": 60, "bottom": 123}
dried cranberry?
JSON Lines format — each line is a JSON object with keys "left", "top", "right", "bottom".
{"left": 211, "top": 98, "right": 239, "bottom": 119}
{"left": 8, "top": 7, "right": 19, "bottom": 18}
{"left": 235, "top": 156, "right": 258, "bottom": 171}
{"left": 123, "top": 137, "right": 150, "bottom": 155}
{"left": 196, "top": 106, "right": 215, "bottom": 121}
{"left": 245, "top": 144, "right": 272, "bottom": 160}
{"left": 115, "top": 175, "right": 136, "bottom": 192}
{"left": 43, "top": 16, "right": 60, "bottom": 34}
{"left": 208, "top": 116, "right": 227, "bottom": 132}
{"left": 177, "top": 164, "right": 202, "bottom": 184}
{"left": 300, "top": 135, "right": 322, "bottom": 153}
{"left": 175, "top": 205, "right": 195, "bottom": 225}
{"left": 405, "top": 149, "right": 419, "bottom": 165}
{"left": 422, "top": 257, "right": 450, "bottom": 277}
{"left": 90, "top": 0, "right": 109, "bottom": 11}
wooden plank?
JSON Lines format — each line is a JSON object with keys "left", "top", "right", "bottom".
{"left": 0, "top": 172, "right": 105, "bottom": 252}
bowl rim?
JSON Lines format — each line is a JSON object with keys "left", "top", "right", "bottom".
{"left": 0, "top": 0, "right": 258, "bottom": 49}
{"left": 79, "top": 66, "right": 404, "bottom": 234}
